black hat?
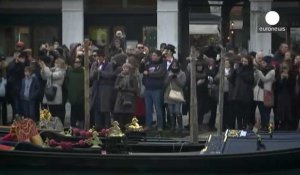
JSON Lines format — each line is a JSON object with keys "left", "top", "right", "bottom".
{"left": 160, "top": 43, "right": 167, "bottom": 49}
{"left": 152, "top": 50, "right": 162, "bottom": 57}
{"left": 263, "top": 55, "right": 272, "bottom": 64}
{"left": 249, "top": 51, "right": 256, "bottom": 58}
{"left": 165, "top": 44, "right": 176, "bottom": 54}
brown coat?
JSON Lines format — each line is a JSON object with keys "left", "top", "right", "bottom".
{"left": 113, "top": 73, "right": 138, "bottom": 114}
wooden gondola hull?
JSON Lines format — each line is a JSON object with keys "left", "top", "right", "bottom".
{"left": 1, "top": 146, "right": 300, "bottom": 173}
{"left": 1, "top": 130, "right": 300, "bottom": 173}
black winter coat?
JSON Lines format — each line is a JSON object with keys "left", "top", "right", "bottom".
{"left": 230, "top": 65, "right": 254, "bottom": 103}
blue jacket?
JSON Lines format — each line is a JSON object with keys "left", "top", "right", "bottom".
{"left": 142, "top": 60, "right": 167, "bottom": 90}
{"left": 20, "top": 75, "right": 41, "bottom": 101}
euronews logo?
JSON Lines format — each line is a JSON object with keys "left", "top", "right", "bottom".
{"left": 258, "top": 11, "right": 286, "bottom": 33}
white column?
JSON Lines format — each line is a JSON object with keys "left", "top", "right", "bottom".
{"left": 157, "top": 0, "right": 178, "bottom": 57}
{"left": 62, "top": 0, "right": 84, "bottom": 48}
{"left": 249, "top": 0, "right": 273, "bottom": 54}
{"left": 208, "top": 1, "right": 223, "bottom": 17}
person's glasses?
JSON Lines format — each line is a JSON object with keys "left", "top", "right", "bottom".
{"left": 137, "top": 46, "right": 144, "bottom": 49}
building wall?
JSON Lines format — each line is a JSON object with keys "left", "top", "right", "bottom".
{"left": 0, "top": 0, "right": 156, "bottom": 56}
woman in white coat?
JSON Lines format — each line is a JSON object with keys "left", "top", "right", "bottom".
{"left": 254, "top": 55, "right": 275, "bottom": 130}
{"left": 40, "top": 58, "right": 66, "bottom": 124}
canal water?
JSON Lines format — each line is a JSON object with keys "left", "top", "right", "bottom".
{"left": 0, "top": 168, "right": 300, "bottom": 175}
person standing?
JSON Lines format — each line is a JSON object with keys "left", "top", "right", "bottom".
{"left": 186, "top": 55, "right": 209, "bottom": 130}
{"left": 90, "top": 50, "right": 105, "bottom": 127}
{"left": 40, "top": 58, "right": 66, "bottom": 124}
{"left": 214, "top": 58, "right": 234, "bottom": 130}
{"left": 113, "top": 63, "right": 138, "bottom": 128}
{"left": 164, "top": 61, "right": 186, "bottom": 132}
{"left": 7, "top": 51, "right": 27, "bottom": 118}
{"left": 66, "top": 57, "right": 85, "bottom": 128}
{"left": 230, "top": 55, "right": 254, "bottom": 129}
{"left": 162, "top": 44, "right": 177, "bottom": 129}
{"left": 254, "top": 56, "right": 275, "bottom": 130}
{"left": 273, "top": 43, "right": 289, "bottom": 65}
{"left": 142, "top": 50, "right": 167, "bottom": 131}
{"left": 20, "top": 66, "right": 41, "bottom": 122}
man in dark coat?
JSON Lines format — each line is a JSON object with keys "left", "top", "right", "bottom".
{"left": 142, "top": 50, "right": 167, "bottom": 131}
{"left": 7, "top": 51, "right": 27, "bottom": 118}
{"left": 90, "top": 52, "right": 124, "bottom": 130}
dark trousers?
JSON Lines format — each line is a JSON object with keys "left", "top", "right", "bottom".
{"left": 0, "top": 97, "right": 7, "bottom": 125}
{"left": 95, "top": 112, "right": 111, "bottom": 130}
{"left": 223, "top": 93, "right": 234, "bottom": 130}
{"left": 292, "top": 95, "right": 300, "bottom": 130}
{"left": 233, "top": 101, "right": 252, "bottom": 129}
{"left": 70, "top": 103, "right": 84, "bottom": 128}
{"left": 257, "top": 101, "right": 271, "bottom": 129}
{"left": 48, "top": 104, "right": 65, "bottom": 125}
{"left": 250, "top": 100, "right": 257, "bottom": 127}
{"left": 208, "top": 98, "right": 218, "bottom": 129}
{"left": 12, "top": 96, "right": 22, "bottom": 117}
{"left": 22, "top": 100, "right": 38, "bottom": 122}
{"left": 197, "top": 94, "right": 210, "bottom": 125}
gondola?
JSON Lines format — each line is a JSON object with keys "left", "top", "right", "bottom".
{"left": 1, "top": 123, "right": 300, "bottom": 173}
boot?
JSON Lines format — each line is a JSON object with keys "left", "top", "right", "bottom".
{"left": 176, "top": 115, "right": 183, "bottom": 133}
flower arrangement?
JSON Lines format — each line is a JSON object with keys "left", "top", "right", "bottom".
{"left": 45, "top": 131, "right": 103, "bottom": 149}
{"left": 39, "top": 109, "right": 64, "bottom": 131}
{"left": 40, "top": 109, "right": 52, "bottom": 121}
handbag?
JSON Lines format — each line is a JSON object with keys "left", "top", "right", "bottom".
{"left": 263, "top": 89, "right": 273, "bottom": 107}
{"left": 168, "top": 82, "right": 185, "bottom": 102}
{"left": 45, "top": 73, "right": 57, "bottom": 101}
{"left": 121, "top": 94, "right": 134, "bottom": 107}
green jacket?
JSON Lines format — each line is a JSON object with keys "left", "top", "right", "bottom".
{"left": 67, "top": 67, "right": 84, "bottom": 104}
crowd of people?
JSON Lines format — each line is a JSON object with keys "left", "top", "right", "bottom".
{"left": 0, "top": 31, "right": 299, "bottom": 133}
